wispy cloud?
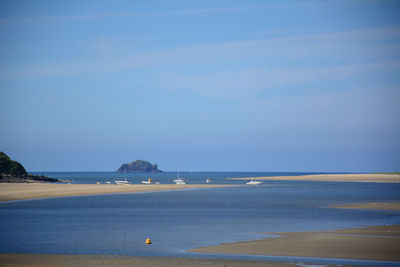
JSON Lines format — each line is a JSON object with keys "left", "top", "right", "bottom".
{"left": 159, "top": 61, "right": 400, "bottom": 98}
{"left": 1, "top": 25, "right": 399, "bottom": 81}
{"left": 0, "top": 4, "right": 282, "bottom": 24}
{"left": 0, "top": 0, "right": 377, "bottom": 24}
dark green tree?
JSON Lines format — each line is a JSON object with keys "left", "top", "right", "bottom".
{"left": 0, "top": 152, "right": 27, "bottom": 176}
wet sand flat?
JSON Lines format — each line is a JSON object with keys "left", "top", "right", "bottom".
{"left": 190, "top": 225, "right": 400, "bottom": 261}
{"left": 231, "top": 173, "right": 400, "bottom": 183}
{"left": 0, "top": 183, "right": 233, "bottom": 202}
{"left": 0, "top": 254, "right": 305, "bottom": 267}
{"left": 335, "top": 202, "right": 400, "bottom": 210}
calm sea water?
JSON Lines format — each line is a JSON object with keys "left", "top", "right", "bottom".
{"left": 1, "top": 172, "right": 400, "bottom": 266}
{"left": 31, "top": 171, "right": 334, "bottom": 184}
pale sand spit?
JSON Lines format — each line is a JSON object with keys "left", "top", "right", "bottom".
{"left": 0, "top": 254, "right": 309, "bottom": 267}
{"left": 335, "top": 202, "right": 400, "bottom": 210}
{"left": 190, "top": 225, "right": 400, "bottom": 261}
{"left": 230, "top": 173, "right": 400, "bottom": 183}
{"left": 0, "top": 183, "right": 233, "bottom": 202}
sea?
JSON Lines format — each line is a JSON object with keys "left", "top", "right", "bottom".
{"left": 1, "top": 172, "right": 400, "bottom": 266}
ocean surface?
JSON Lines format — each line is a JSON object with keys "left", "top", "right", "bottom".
{"left": 1, "top": 172, "right": 400, "bottom": 266}
{"left": 31, "top": 171, "right": 333, "bottom": 184}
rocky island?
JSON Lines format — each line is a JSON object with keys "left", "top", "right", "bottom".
{"left": 0, "top": 152, "right": 59, "bottom": 183}
{"left": 116, "top": 160, "right": 162, "bottom": 173}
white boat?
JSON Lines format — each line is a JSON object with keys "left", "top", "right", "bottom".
{"left": 206, "top": 178, "right": 211, "bottom": 183}
{"left": 174, "top": 178, "right": 186, "bottom": 184}
{"left": 246, "top": 179, "right": 263, "bottom": 185}
{"left": 174, "top": 169, "right": 186, "bottom": 184}
{"left": 142, "top": 178, "right": 153, "bottom": 184}
{"left": 115, "top": 178, "right": 131, "bottom": 185}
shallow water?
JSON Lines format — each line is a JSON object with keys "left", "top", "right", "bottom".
{"left": 1, "top": 180, "right": 399, "bottom": 266}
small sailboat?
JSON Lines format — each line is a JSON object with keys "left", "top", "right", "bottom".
{"left": 115, "top": 178, "right": 131, "bottom": 185}
{"left": 174, "top": 169, "right": 186, "bottom": 184}
{"left": 246, "top": 179, "right": 263, "bottom": 185}
{"left": 206, "top": 178, "right": 212, "bottom": 183}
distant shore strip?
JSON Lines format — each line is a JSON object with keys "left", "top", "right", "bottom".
{"left": 1, "top": 173, "right": 400, "bottom": 202}
{"left": 230, "top": 173, "right": 400, "bottom": 183}
{"left": 0, "top": 184, "right": 234, "bottom": 202}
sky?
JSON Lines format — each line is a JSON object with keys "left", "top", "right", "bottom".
{"left": 0, "top": 0, "right": 399, "bottom": 172}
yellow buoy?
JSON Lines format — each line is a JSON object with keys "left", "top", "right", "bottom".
{"left": 145, "top": 238, "right": 152, "bottom": 244}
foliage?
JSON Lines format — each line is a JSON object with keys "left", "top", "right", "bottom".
{"left": 0, "top": 152, "right": 27, "bottom": 176}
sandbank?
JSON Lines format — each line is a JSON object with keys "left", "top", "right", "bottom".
{"left": 230, "top": 173, "right": 400, "bottom": 183}
{"left": 0, "top": 183, "right": 233, "bottom": 202}
{"left": 335, "top": 202, "right": 400, "bottom": 210}
{"left": 191, "top": 225, "right": 400, "bottom": 261}
{"left": 0, "top": 254, "right": 307, "bottom": 267}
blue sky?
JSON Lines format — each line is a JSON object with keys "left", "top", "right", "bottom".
{"left": 1, "top": 0, "right": 399, "bottom": 172}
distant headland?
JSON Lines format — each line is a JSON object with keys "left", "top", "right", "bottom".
{"left": 116, "top": 160, "right": 162, "bottom": 173}
{"left": 0, "top": 152, "right": 59, "bottom": 183}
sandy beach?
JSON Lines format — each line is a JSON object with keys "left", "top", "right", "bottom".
{"left": 0, "top": 254, "right": 309, "bottom": 267}
{"left": 191, "top": 225, "right": 400, "bottom": 261}
{"left": 335, "top": 202, "right": 400, "bottom": 210}
{"left": 0, "top": 183, "right": 233, "bottom": 202}
{"left": 231, "top": 173, "right": 400, "bottom": 183}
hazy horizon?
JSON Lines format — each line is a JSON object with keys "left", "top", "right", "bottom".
{"left": 1, "top": 0, "right": 399, "bottom": 172}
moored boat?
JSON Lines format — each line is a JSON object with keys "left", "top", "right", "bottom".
{"left": 173, "top": 169, "right": 186, "bottom": 184}
{"left": 142, "top": 178, "right": 153, "bottom": 184}
{"left": 115, "top": 178, "right": 131, "bottom": 185}
{"left": 246, "top": 179, "right": 263, "bottom": 185}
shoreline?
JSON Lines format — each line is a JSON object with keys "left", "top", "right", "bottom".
{"left": 0, "top": 254, "right": 328, "bottom": 267}
{"left": 2, "top": 225, "right": 400, "bottom": 266}
{"left": 230, "top": 173, "right": 400, "bottom": 183}
{"left": 0, "top": 254, "right": 297, "bottom": 267}
{"left": 190, "top": 202, "right": 400, "bottom": 261}
{"left": 0, "top": 183, "right": 234, "bottom": 202}
{"left": 190, "top": 224, "right": 400, "bottom": 261}
{"left": 335, "top": 202, "right": 400, "bottom": 210}
{"left": 2, "top": 173, "right": 398, "bottom": 203}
